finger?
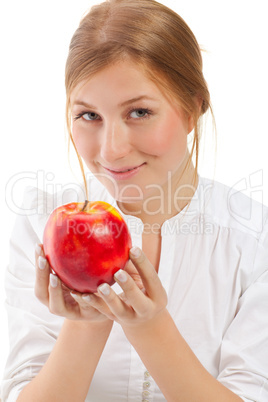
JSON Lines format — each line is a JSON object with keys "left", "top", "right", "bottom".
{"left": 129, "top": 247, "right": 165, "bottom": 301}
{"left": 70, "top": 292, "right": 92, "bottom": 309}
{"left": 72, "top": 292, "right": 117, "bottom": 321}
{"left": 86, "top": 293, "right": 118, "bottom": 321}
{"left": 48, "top": 274, "right": 68, "bottom": 317}
{"left": 34, "top": 244, "right": 50, "bottom": 306}
{"left": 97, "top": 283, "right": 135, "bottom": 320}
{"left": 124, "top": 260, "right": 144, "bottom": 290}
{"left": 113, "top": 269, "right": 150, "bottom": 316}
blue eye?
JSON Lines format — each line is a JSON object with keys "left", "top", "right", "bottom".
{"left": 82, "top": 112, "right": 100, "bottom": 121}
{"left": 129, "top": 108, "right": 152, "bottom": 119}
{"left": 74, "top": 108, "right": 152, "bottom": 122}
{"left": 74, "top": 112, "right": 100, "bottom": 121}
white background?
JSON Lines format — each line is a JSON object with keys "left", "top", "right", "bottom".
{"left": 0, "top": 0, "right": 268, "bottom": 384}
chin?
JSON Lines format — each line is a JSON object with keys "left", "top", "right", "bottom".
{"left": 92, "top": 173, "right": 141, "bottom": 200}
{"left": 114, "top": 184, "right": 145, "bottom": 205}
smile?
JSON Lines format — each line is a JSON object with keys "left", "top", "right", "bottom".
{"left": 101, "top": 163, "right": 146, "bottom": 180}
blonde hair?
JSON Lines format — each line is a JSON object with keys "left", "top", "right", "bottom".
{"left": 65, "top": 0, "right": 214, "bottom": 198}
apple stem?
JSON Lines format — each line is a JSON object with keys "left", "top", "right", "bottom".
{"left": 82, "top": 200, "right": 89, "bottom": 212}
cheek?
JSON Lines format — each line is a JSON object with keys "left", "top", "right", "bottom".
{"left": 138, "top": 115, "right": 188, "bottom": 156}
{"left": 72, "top": 128, "right": 97, "bottom": 162}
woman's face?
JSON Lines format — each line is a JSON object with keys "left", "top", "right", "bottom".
{"left": 70, "top": 59, "right": 193, "bottom": 207}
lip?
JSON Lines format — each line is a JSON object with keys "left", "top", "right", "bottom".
{"left": 101, "top": 163, "right": 146, "bottom": 180}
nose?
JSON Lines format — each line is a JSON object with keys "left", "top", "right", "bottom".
{"left": 99, "top": 121, "right": 132, "bottom": 163}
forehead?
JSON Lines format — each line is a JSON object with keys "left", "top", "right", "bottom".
{"left": 70, "top": 59, "right": 177, "bottom": 108}
{"left": 72, "top": 61, "right": 156, "bottom": 95}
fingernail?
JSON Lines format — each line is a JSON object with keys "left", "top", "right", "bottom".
{"left": 71, "top": 292, "right": 79, "bottom": 300}
{"left": 114, "top": 269, "right": 127, "bottom": 283}
{"left": 50, "top": 274, "right": 58, "bottom": 288}
{"left": 82, "top": 294, "right": 91, "bottom": 303}
{"left": 130, "top": 246, "right": 141, "bottom": 258}
{"left": 98, "top": 283, "right": 110, "bottom": 296}
{"left": 35, "top": 243, "right": 41, "bottom": 254}
{"left": 38, "top": 256, "right": 47, "bottom": 270}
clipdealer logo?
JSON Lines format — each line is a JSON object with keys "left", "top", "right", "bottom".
{"left": 4, "top": 169, "right": 266, "bottom": 235}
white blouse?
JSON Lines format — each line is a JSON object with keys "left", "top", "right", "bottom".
{"left": 1, "top": 175, "right": 268, "bottom": 402}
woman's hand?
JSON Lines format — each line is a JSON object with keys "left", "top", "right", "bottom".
{"left": 85, "top": 247, "right": 168, "bottom": 329}
{"left": 34, "top": 244, "right": 112, "bottom": 322}
{"left": 35, "top": 244, "right": 167, "bottom": 327}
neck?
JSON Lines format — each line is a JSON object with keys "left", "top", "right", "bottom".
{"left": 117, "top": 155, "right": 198, "bottom": 233}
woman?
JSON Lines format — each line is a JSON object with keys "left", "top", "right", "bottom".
{"left": 1, "top": 0, "right": 267, "bottom": 401}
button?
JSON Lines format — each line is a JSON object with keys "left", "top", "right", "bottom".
{"left": 144, "top": 370, "right": 150, "bottom": 379}
{"left": 142, "top": 390, "right": 150, "bottom": 397}
{"left": 143, "top": 381, "right": 150, "bottom": 389}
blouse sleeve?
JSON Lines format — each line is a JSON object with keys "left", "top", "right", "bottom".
{"left": 0, "top": 187, "right": 64, "bottom": 402}
{"left": 217, "top": 219, "right": 268, "bottom": 401}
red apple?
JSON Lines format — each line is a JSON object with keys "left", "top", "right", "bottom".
{"left": 43, "top": 200, "right": 132, "bottom": 293}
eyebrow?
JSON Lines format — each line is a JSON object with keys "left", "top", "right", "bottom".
{"left": 73, "top": 95, "right": 158, "bottom": 109}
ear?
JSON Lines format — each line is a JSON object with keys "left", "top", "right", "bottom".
{"left": 187, "top": 114, "right": 195, "bottom": 134}
{"left": 187, "top": 96, "right": 203, "bottom": 134}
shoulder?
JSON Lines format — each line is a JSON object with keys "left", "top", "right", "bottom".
{"left": 199, "top": 176, "right": 268, "bottom": 239}
{"left": 197, "top": 176, "right": 268, "bottom": 288}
